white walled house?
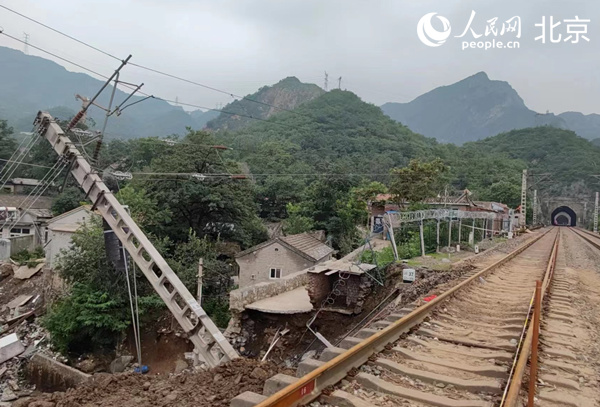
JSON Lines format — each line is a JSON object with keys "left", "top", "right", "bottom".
{"left": 235, "top": 233, "right": 334, "bottom": 289}
{"left": 45, "top": 205, "right": 97, "bottom": 267}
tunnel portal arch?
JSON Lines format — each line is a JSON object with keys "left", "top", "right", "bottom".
{"left": 551, "top": 206, "right": 577, "bottom": 226}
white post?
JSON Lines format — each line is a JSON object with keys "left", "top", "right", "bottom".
{"left": 436, "top": 219, "right": 440, "bottom": 252}
{"left": 448, "top": 219, "right": 452, "bottom": 248}
{"left": 520, "top": 169, "right": 527, "bottom": 227}
{"left": 482, "top": 219, "right": 487, "bottom": 241}
{"left": 532, "top": 189, "right": 538, "bottom": 226}
{"left": 594, "top": 192, "right": 599, "bottom": 233}
{"left": 419, "top": 220, "right": 425, "bottom": 256}
{"left": 197, "top": 258, "right": 203, "bottom": 303}
{"left": 458, "top": 219, "right": 462, "bottom": 243}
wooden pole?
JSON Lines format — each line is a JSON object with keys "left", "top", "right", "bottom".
{"left": 448, "top": 219, "right": 452, "bottom": 249}
{"left": 528, "top": 280, "right": 542, "bottom": 407}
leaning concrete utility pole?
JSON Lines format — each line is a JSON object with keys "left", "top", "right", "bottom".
{"left": 594, "top": 192, "right": 599, "bottom": 233}
{"left": 34, "top": 112, "right": 237, "bottom": 368}
{"left": 520, "top": 169, "right": 527, "bottom": 227}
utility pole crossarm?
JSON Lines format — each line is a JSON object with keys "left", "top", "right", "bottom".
{"left": 34, "top": 112, "right": 238, "bottom": 367}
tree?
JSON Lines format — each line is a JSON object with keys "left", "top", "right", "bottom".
{"left": 283, "top": 203, "right": 314, "bottom": 234}
{"left": 389, "top": 159, "right": 448, "bottom": 205}
{"left": 482, "top": 181, "right": 521, "bottom": 208}
{"left": 0, "top": 119, "right": 15, "bottom": 167}
{"left": 136, "top": 129, "right": 267, "bottom": 248}
{"left": 51, "top": 187, "right": 87, "bottom": 215}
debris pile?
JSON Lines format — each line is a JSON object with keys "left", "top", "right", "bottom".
{"left": 23, "top": 358, "right": 294, "bottom": 407}
{"left": 0, "top": 261, "right": 59, "bottom": 404}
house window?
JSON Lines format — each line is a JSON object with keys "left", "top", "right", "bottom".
{"left": 21, "top": 228, "right": 30, "bottom": 234}
{"left": 269, "top": 268, "right": 282, "bottom": 279}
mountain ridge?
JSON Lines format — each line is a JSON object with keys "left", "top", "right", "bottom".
{"left": 381, "top": 72, "right": 569, "bottom": 144}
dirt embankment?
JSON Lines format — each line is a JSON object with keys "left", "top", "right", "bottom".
{"left": 20, "top": 358, "right": 293, "bottom": 407}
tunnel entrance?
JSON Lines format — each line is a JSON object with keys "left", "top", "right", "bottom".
{"left": 551, "top": 206, "right": 577, "bottom": 226}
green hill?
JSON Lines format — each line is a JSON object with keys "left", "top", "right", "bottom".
{"left": 458, "top": 127, "right": 600, "bottom": 196}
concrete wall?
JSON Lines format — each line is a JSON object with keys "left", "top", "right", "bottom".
{"left": 46, "top": 230, "right": 75, "bottom": 268}
{"left": 53, "top": 208, "right": 93, "bottom": 226}
{"left": 229, "top": 269, "right": 309, "bottom": 312}
{"left": 27, "top": 353, "right": 90, "bottom": 392}
{"left": 0, "top": 235, "right": 36, "bottom": 260}
{"left": 10, "top": 234, "right": 36, "bottom": 254}
{"left": 236, "top": 241, "right": 315, "bottom": 288}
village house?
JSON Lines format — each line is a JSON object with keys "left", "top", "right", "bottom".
{"left": 235, "top": 232, "right": 334, "bottom": 288}
{"left": 45, "top": 205, "right": 97, "bottom": 267}
{"left": 0, "top": 195, "right": 53, "bottom": 242}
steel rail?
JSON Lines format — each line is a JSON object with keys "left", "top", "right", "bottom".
{"left": 502, "top": 228, "right": 560, "bottom": 407}
{"left": 254, "top": 228, "right": 554, "bottom": 407}
{"left": 571, "top": 227, "right": 600, "bottom": 247}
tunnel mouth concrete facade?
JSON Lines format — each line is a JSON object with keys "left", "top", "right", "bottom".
{"left": 551, "top": 206, "right": 577, "bottom": 226}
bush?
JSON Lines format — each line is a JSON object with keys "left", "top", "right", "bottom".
{"left": 43, "top": 283, "right": 129, "bottom": 354}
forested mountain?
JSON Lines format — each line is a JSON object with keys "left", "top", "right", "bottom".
{"left": 459, "top": 127, "right": 600, "bottom": 196}
{"left": 381, "top": 72, "right": 567, "bottom": 145}
{"left": 206, "top": 77, "right": 324, "bottom": 131}
{"left": 0, "top": 46, "right": 212, "bottom": 138}
{"left": 215, "top": 89, "right": 442, "bottom": 218}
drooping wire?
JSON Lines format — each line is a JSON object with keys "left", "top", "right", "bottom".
{"left": 5, "top": 159, "right": 67, "bottom": 231}
{"left": 0, "top": 130, "right": 40, "bottom": 190}
{"left": 115, "top": 180, "right": 142, "bottom": 366}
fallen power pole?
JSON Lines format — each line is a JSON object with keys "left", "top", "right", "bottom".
{"left": 33, "top": 111, "right": 238, "bottom": 368}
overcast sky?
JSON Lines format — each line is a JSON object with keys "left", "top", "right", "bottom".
{"left": 0, "top": 0, "right": 598, "bottom": 114}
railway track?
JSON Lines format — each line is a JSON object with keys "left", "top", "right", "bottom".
{"left": 537, "top": 227, "right": 600, "bottom": 406}
{"left": 231, "top": 228, "right": 562, "bottom": 407}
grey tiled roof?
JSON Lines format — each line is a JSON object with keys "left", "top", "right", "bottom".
{"left": 236, "top": 232, "right": 334, "bottom": 262}
{"left": 279, "top": 233, "right": 334, "bottom": 262}
{"left": 0, "top": 195, "right": 53, "bottom": 209}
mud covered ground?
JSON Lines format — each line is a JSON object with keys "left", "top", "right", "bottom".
{"left": 18, "top": 358, "right": 294, "bottom": 407}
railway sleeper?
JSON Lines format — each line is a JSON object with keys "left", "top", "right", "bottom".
{"left": 390, "top": 347, "right": 508, "bottom": 379}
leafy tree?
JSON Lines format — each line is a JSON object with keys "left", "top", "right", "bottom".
{"left": 136, "top": 129, "right": 267, "bottom": 248}
{"left": 0, "top": 119, "right": 15, "bottom": 164}
{"left": 43, "top": 283, "right": 130, "bottom": 354}
{"left": 51, "top": 187, "right": 87, "bottom": 215}
{"left": 116, "top": 185, "right": 171, "bottom": 229}
{"left": 283, "top": 203, "right": 314, "bottom": 234}
{"left": 389, "top": 159, "right": 448, "bottom": 205}
{"left": 481, "top": 181, "right": 521, "bottom": 208}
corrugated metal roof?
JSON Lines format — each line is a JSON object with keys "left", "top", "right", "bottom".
{"left": 279, "top": 233, "right": 334, "bottom": 262}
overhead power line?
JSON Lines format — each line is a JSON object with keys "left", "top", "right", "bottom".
{"left": 0, "top": 4, "right": 319, "bottom": 121}
{"left": 0, "top": 158, "right": 54, "bottom": 169}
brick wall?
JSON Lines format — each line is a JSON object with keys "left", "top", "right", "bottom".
{"left": 307, "top": 272, "right": 331, "bottom": 307}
